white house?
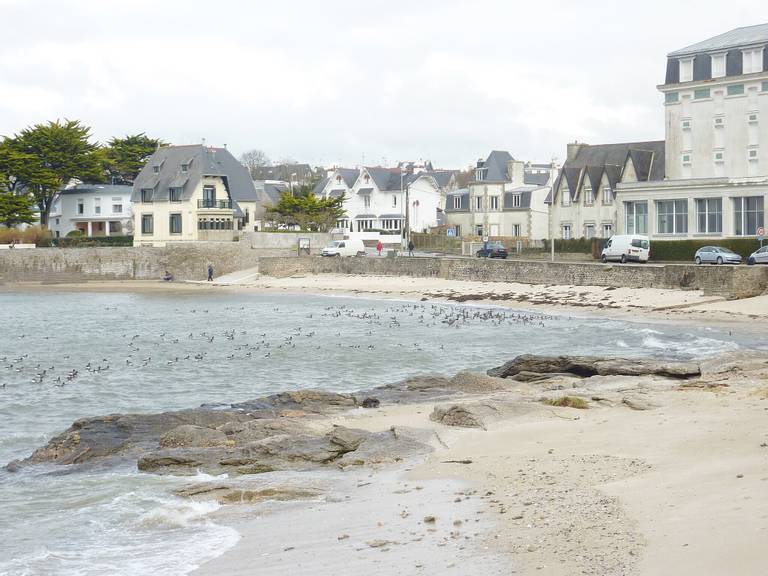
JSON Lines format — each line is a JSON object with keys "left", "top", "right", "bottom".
{"left": 313, "top": 165, "right": 454, "bottom": 242}
{"left": 48, "top": 184, "right": 134, "bottom": 238}
{"left": 445, "top": 151, "right": 556, "bottom": 240}
{"left": 616, "top": 24, "right": 768, "bottom": 239}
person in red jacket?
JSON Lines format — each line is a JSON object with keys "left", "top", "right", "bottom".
{"left": 376, "top": 240, "right": 383, "bottom": 256}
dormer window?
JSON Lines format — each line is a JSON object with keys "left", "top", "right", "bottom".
{"left": 181, "top": 163, "right": 189, "bottom": 173}
{"left": 584, "top": 186, "right": 594, "bottom": 205}
{"left": 711, "top": 52, "right": 726, "bottom": 78}
{"left": 742, "top": 48, "right": 764, "bottom": 75}
{"left": 141, "top": 188, "right": 154, "bottom": 203}
{"left": 364, "top": 174, "right": 370, "bottom": 184}
{"left": 561, "top": 188, "right": 571, "bottom": 207}
{"left": 336, "top": 175, "right": 342, "bottom": 183}
{"left": 152, "top": 165, "right": 160, "bottom": 174}
{"left": 602, "top": 186, "right": 613, "bottom": 204}
{"left": 679, "top": 57, "right": 694, "bottom": 82}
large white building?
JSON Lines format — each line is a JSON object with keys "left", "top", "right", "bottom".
{"left": 445, "top": 151, "right": 556, "bottom": 240}
{"left": 619, "top": 24, "right": 768, "bottom": 239}
{"left": 313, "top": 166, "right": 456, "bottom": 242}
{"left": 48, "top": 184, "right": 134, "bottom": 238}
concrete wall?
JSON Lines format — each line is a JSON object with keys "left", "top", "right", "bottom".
{"left": 0, "top": 242, "right": 267, "bottom": 283}
{"left": 257, "top": 256, "right": 768, "bottom": 298}
{"left": 241, "top": 232, "right": 334, "bottom": 254}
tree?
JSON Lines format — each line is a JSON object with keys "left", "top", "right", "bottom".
{"left": 0, "top": 192, "right": 36, "bottom": 228}
{"left": 103, "top": 133, "right": 164, "bottom": 183}
{"left": 5, "top": 119, "right": 102, "bottom": 226}
{"left": 240, "top": 149, "right": 271, "bottom": 179}
{"left": 266, "top": 191, "right": 346, "bottom": 232}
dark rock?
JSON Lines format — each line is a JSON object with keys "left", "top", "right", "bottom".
{"left": 430, "top": 405, "right": 486, "bottom": 429}
{"left": 160, "top": 425, "right": 232, "bottom": 449}
{"left": 488, "top": 355, "right": 700, "bottom": 380}
{"left": 361, "top": 397, "right": 381, "bottom": 408}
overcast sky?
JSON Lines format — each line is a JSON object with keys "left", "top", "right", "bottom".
{"left": 0, "top": 0, "right": 761, "bottom": 169}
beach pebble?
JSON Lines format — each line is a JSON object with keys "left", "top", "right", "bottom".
{"left": 423, "top": 515, "right": 436, "bottom": 523}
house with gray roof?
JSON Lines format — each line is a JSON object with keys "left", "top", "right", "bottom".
{"left": 546, "top": 141, "right": 665, "bottom": 240}
{"left": 132, "top": 144, "right": 257, "bottom": 246}
{"left": 444, "top": 151, "right": 557, "bottom": 241}
{"left": 48, "top": 184, "right": 134, "bottom": 239}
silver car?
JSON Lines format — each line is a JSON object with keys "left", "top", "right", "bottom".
{"left": 694, "top": 246, "right": 742, "bottom": 265}
{"left": 747, "top": 246, "right": 768, "bottom": 265}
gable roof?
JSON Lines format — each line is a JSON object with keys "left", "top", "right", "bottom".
{"left": 132, "top": 145, "right": 257, "bottom": 203}
{"left": 478, "top": 150, "right": 514, "bottom": 182}
{"left": 668, "top": 23, "right": 768, "bottom": 57}
{"left": 312, "top": 177, "right": 329, "bottom": 195}
{"left": 430, "top": 170, "right": 457, "bottom": 189}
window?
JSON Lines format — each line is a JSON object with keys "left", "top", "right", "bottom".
{"left": 181, "top": 163, "right": 189, "bottom": 173}
{"left": 734, "top": 196, "right": 764, "bottom": 236}
{"left": 714, "top": 150, "right": 724, "bottom": 162}
{"left": 475, "top": 196, "right": 483, "bottom": 211}
{"left": 727, "top": 84, "right": 745, "bottom": 96}
{"left": 392, "top": 194, "right": 397, "bottom": 208}
{"left": 748, "top": 112, "right": 759, "bottom": 124}
{"left": 682, "top": 153, "right": 692, "bottom": 165}
{"left": 381, "top": 219, "right": 401, "bottom": 230}
{"left": 656, "top": 200, "right": 688, "bottom": 234}
{"left": 153, "top": 165, "right": 160, "bottom": 174}
{"left": 512, "top": 224, "right": 521, "bottom": 237}
{"left": 625, "top": 201, "right": 648, "bottom": 234}
{"left": 748, "top": 147, "right": 759, "bottom": 160}
{"left": 602, "top": 186, "right": 613, "bottom": 204}
{"left": 474, "top": 224, "right": 483, "bottom": 236}
{"left": 169, "top": 213, "right": 182, "bottom": 234}
{"left": 584, "top": 186, "right": 594, "bottom": 205}
{"left": 109, "top": 221, "right": 120, "bottom": 234}
{"left": 169, "top": 187, "right": 183, "bottom": 202}
{"left": 363, "top": 195, "right": 371, "bottom": 209}
{"left": 602, "top": 223, "right": 613, "bottom": 237}
{"left": 696, "top": 198, "right": 722, "bottom": 234}
{"left": 77, "top": 199, "right": 84, "bottom": 214}
{"left": 665, "top": 92, "right": 679, "bottom": 104}
{"left": 141, "top": 214, "right": 154, "bottom": 235}
{"left": 141, "top": 188, "right": 154, "bottom": 203}
{"left": 490, "top": 196, "right": 499, "bottom": 210}
{"left": 357, "top": 219, "right": 374, "bottom": 231}
{"left": 202, "top": 185, "right": 216, "bottom": 207}
{"left": 682, "top": 119, "right": 692, "bottom": 130}
{"left": 763, "top": 81, "right": 768, "bottom": 92}
{"left": 679, "top": 58, "right": 693, "bottom": 82}
{"left": 452, "top": 196, "right": 461, "bottom": 209}
{"left": 714, "top": 115, "right": 725, "bottom": 128}
{"left": 511, "top": 194, "right": 521, "bottom": 208}
{"left": 562, "top": 224, "right": 571, "bottom": 240}
{"left": 55, "top": 218, "right": 60, "bottom": 225}
{"left": 693, "top": 88, "right": 711, "bottom": 99}
{"left": 711, "top": 53, "right": 726, "bottom": 78}
{"left": 335, "top": 219, "right": 348, "bottom": 229}
{"left": 112, "top": 204, "right": 122, "bottom": 213}
{"left": 585, "top": 224, "right": 595, "bottom": 239}
{"left": 743, "top": 48, "right": 764, "bottom": 74}
{"left": 94, "top": 198, "right": 101, "bottom": 215}
{"left": 561, "top": 187, "right": 571, "bottom": 207}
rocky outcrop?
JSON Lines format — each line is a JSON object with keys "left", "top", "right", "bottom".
{"left": 160, "top": 425, "right": 233, "bottom": 449}
{"left": 430, "top": 405, "right": 488, "bottom": 429}
{"left": 488, "top": 355, "right": 700, "bottom": 380}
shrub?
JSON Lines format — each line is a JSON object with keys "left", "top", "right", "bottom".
{"left": 542, "top": 238, "right": 593, "bottom": 254}
{"left": 52, "top": 235, "right": 134, "bottom": 248}
{"left": 543, "top": 396, "right": 589, "bottom": 409}
{"left": 0, "top": 226, "right": 51, "bottom": 246}
{"left": 648, "top": 238, "right": 762, "bottom": 261}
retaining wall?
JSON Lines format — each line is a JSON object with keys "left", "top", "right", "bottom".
{"left": 257, "top": 256, "right": 768, "bottom": 299}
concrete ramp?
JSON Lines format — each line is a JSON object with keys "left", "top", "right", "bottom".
{"left": 209, "top": 266, "right": 261, "bottom": 285}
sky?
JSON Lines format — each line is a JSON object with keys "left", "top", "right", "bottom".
{"left": 0, "top": 0, "right": 762, "bottom": 169}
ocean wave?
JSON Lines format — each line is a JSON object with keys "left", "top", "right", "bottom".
{"left": 137, "top": 498, "right": 222, "bottom": 530}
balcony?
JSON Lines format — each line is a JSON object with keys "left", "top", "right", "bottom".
{"left": 197, "top": 199, "right": 232, "bottom": 209}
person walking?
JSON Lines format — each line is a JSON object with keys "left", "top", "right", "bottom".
{"left": 207, "top": 264, "right": 214, "bottom": 282}
{"left": 376, "top": 240, "right": 383, "bottom": 257}
{"left": 407, "top": 240, "right": 414, "bottom": 257}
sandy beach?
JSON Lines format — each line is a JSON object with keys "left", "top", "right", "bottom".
{"left": 5, "top": 273, "right": 768, "bottom": 575}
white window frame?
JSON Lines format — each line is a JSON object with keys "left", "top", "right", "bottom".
{"left": 475, "top": 196, "right": 483, "bottom": 211}
{"left": 625, "top": 201, "right": 648, "bottom": 235}
{"left": 733, "top": 196, "right": 764, "bottom": 236}
{"left": 583, "top": 186, "right": 594, "bottom": 205}
{"left": 742, "top": 48, "right": 764, "bottom": 75}
{"left": 711, "top": 52, "right": 726, "bottom": 78}
{"left": 602, "top": 186, "right": 612, "bottom": 205}
{"left": 656, "top": 199, "right": 688, "bottom": 235}
{"left": 695, "top": 198, "right": 722, "bottom": 234}
{"left": 512, "top": 224, "right": 521, "bottom": 237}
{"left": 392, "top": 194, "right": 397, "bottom": 208}
{"left": 489, "top": 196, "right": 499, "bottom": 211}
{"left": 679, "top": 57, "right": 694, "bottom": 82}
{"left": 452, "top": 196, "right": 461, "bottom": 210}
{"left": 511, "top": 194, "right": 521, "bottom": 208}
{"left": 363, "top": 195, "right": 371, "bottom": 209}
{"left": 602, "top": 223, "right": 613, "bottom": 238}
{"left": 561, "top": 187, "right": 571, "bottom": 207}
{"left": 561, "top": 224, "right": 571, "bottom": 240}
{"left": 584, "top": 223, "right": 595, "bottom": 239}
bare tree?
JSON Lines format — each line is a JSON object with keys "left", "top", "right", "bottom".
{"left": 240, "top": 149, "right": 271, "bottom": 178}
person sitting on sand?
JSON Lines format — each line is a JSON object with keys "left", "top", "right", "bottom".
{"left": 162, "top": 271, "right": 173, "bottom": 282}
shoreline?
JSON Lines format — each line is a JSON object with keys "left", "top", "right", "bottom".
{"left": 3, "top": 274, "right": 768, "bottom": 331}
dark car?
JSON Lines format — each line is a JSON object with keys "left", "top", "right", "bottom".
{"left": 476, "top": 242, "right": 508, "bottom": 259}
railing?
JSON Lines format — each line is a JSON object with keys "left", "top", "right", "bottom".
{"left": 197, "top": 199, "right": 232, "bottom": 209}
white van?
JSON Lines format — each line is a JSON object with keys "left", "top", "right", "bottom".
{"left": 601, "top": 235, "right": 650, "bottom": 263}
{"left": 321, "top": 239, "right": 366, "bottom": 257}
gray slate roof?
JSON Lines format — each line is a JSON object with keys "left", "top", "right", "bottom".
{"left": 477, "top": 150, "right": 514, "bottom": 182}
{"left": 312, "top": 177, "right": 329, "bottom": 195}
{"left": 59, "top": 184, "right": 132, "bottom": 196}
{"left": 523, "top": 171, "right": 550, "bottom": 186}
{"left": 132, "top": 145, "right": 257, "bottom": 203}
{"left": 669, "top": 23, "right": 768, "bottom": 57}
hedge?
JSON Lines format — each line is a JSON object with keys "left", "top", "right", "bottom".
{"left": 49, "top": 235, "right": 134, "bottom": 248}
{"left": 648, "top": 238, "right": 762, "bottom": 261}
{"left": 542, "top": 238, "right": 594, "bottom": 253}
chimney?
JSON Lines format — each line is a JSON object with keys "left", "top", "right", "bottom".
{"left": 567, "top": 141, "right": 587, "bottom": 162}
{"left": 507, "top": 160, "right": 524, "bottom": 185}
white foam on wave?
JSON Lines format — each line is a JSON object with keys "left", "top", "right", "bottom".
{"left": 137, "top": 498, "right": 222, "bottom": 530}
{"left": 642, "top": 334, "right": 739, "bottom": 356}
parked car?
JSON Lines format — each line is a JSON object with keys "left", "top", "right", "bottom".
{"left": 600, "top": 235, "right": 650, "bottom": 263}
{"left": 694, "top": 246, "right": 742, "bottom": 265}
{"left": 321, "top": 239, "right": 366, "bottom": 257}
{"left": 747, "top": 246, "right": 768, "bottom": 265}
{"left": 476, "top": 242, "right": 508, "bottom": 259}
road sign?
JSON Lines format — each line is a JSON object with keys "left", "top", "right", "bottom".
{"left": 757, "top": 226, "right": 765, "bottom": 238}
{"left": 482, "top": 235, "right": 489, "bottom": 243}
{"left": 446, "top": 228, "right": 456, "bottom": 238}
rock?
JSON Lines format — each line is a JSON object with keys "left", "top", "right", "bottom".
{"left": 622, "top": 395, "right": 660, "bottom": 411}
{"left": 231, "top": 390, "right": 358, "bottom": 415}
{"left": 361, "top": 397, "right": 380, "bottom": 408}
{"left": 423, "top": 515, "right": 436, "bottom": 523}
{"left": 430, "top": 405, "right": 487, "bottom": 429}
{"left": 217, "top": 418, "right": 311, "bottom": 446}
{"left": 160, "top": 425, "right": 232, "bottom": 449}
{"left": 448, "top": 371, "right": 507, "bottom": 393}
{"left": 329, "top": 426, "right": 366, "bottom": 452}
{"left": 488, "top": 354, "right": 700, "bottom": 380}
{"left": 367, "top": 539, "right": 390, "bottom": 548}
{"left": 174, "top": 483, "right": 322, "bottom": 504}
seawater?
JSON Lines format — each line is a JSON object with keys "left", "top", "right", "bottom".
{"left": 0, "top": 291, "right": 762, "bottom": 576}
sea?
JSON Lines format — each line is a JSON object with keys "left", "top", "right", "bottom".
{"left": 0, "top": 290, "right": 763, "bottom": 576}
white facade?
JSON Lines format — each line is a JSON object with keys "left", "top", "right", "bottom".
{"left": 315, "top": 166, "right": 447, "bottom": 243}
{"left": 48, "top": 184, "right": 133, "bottom": 238}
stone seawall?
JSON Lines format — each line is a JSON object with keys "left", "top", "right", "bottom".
{"left": 0, "top": 243, "right": 269, "bottom": 283}
{"left": 257, "top": 256, "right": 768, "bottom": 299}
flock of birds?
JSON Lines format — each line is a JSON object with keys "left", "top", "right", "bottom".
{"left": 1, "top": 301, "right": 553, "bottom": 391}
